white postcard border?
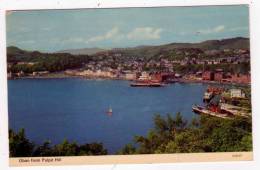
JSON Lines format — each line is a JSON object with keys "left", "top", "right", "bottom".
{"left": 1, "top": 0, "right": 260, "bottom": 170}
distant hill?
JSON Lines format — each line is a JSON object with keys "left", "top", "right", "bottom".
{"left": 108, "top": 37, "right": 250, "bottom": 58}
{"left": 56, "top": 48, "right": 107, "bottom": 55}
{"left": 7, "top": 37, "right": 249, "bottom": 58}
{"left": 7, "top": 46, "right": 26, "bottom": 55}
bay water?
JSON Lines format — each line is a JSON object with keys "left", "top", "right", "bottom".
{"left": 8, "top": 78, "right": 207, "bottom": 153}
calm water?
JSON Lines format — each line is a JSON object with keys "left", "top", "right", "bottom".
{"left": 8, "top": 78, "right": 207, "bottom": 153}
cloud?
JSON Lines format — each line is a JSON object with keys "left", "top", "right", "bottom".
{"left": 214, "top": 25, "right": 225, "bottom": 32}
{"left": 229, "top": 26, "right": 248, "bottom": 31}
{"left": 65, "top": 37, "right": 85, "bottom": 43}
{"left": 19, "top": 40, "right": 35, "bottom": 44}
{"left": 87, "top": 27, "right": 122, "bottom": 43}
{"left": 41, "top": 27, "right": 52, "bottom": 31}
{"left": 127, "top": 27, "right": 163, "bottom": 40}
{"left": 58, "top": 26, "right": 163, "bottom": 45}
{"left": 15, "top": 27, "right": 31, "bottom": 33}
{"left": 198, "top": 25, "right": 225, "bottom": 34}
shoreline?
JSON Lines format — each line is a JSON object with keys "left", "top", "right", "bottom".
{"left": 8, "top": 73, "right": 250, "bottom": 87}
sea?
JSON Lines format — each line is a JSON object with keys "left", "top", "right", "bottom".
{"left": 8, "top": 78, "right": 207, "bottom": 154}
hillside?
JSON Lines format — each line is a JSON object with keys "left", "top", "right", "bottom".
{"left": 7, "top": 37, "right": 249, "bottom": 58}
{"left": 56, "top": 48, "right": 107, "bottom": 55}
{"left": 7, "top": 46, "right": 27, "bottom": 55}
{"left": 109, "top": 37, "right": 249, "bottom": 58}
{"left": 55, "top": 37, "right": 248, "bottom": 58}
{"left": 6, "top": 37, "right": 250, "bottom": 75}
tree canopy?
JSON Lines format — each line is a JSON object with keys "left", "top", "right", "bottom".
{"left": 9, "top": 129, "right": 107, "bottom": 157}
{"left": 118, "top": 113, "right": 252, "bottom": 154}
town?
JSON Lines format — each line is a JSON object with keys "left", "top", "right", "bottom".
{"left": 7, "top": 45, "right": 251, "bottom": 86}
{"left": 7, "top": 44, "right": 251, "bottom": 120}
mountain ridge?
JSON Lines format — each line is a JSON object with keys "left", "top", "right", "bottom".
{"left": 56, "top": 47, "right": 107, "bottom": 55}
{"left": 7, "top": 37, "right": 249, "bottom": 56}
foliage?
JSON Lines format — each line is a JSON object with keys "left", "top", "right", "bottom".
{"left": 9, "top": 113, "right": 252, "bottom": 157}
{"left": 8, "top": 51, "right": 91, "bottom": 73}
{"left": 118, "top": 113, "right": 252, "bottom": 154}
{"left": 9, "top": 129, "right": 107, "bottom": 157}
{"left": 9, "top": 129, "right": 34, "bottom": 157}
{"left": 172, "top": 63, "right": 250, "bottom": 74}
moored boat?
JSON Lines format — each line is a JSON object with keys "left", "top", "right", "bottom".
{"left": 192, "top": 105, "right": 231, "bottom": 119}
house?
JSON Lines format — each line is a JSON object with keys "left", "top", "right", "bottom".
{"left": 17, "top": 70, "right": 25, "bottom": 77}
{"left": 196, "top": 60, "right": 205, "bottom": 65}
{"left": 213, "top": 60, "right": 220, "bottom": 65}
{"left": 138, "top": 72, "right": 150, "bottom": 81}
{"left": 214, "top": 72, "right": 224, "bottom": 81}
{"left": 214, "top": 69, "right": 224, "bottom": 82}
{"left": 151, "top": 73, "right": 163, "bottom": 82}
{"left": 175, "top": 73, "right": 182, "bottom": 78}
{"left": 7, "top": 72, "right": 13, "bottom": 79}
{"left": 124, "top": 72, "right": 137, "bottom": 80}
{"left": 231, "top": 74, "right": 251, "bottom": 84}
{"left": 230, "top": 89, "right": 246, "bottom": 98}
{"left": 33, "top": 71, "right": 49, "bottom": 76}
{"left": 206, "top": 60, "right": 214, "bottom": 65}
{"left": 17, "top": 62, "right": 37, "bottom": 66}
{"left": 180, "top": 61, "right": 188, "bottom": 66}
{"left": 196, "top": 71, "right": 203, "bottom": 77}
{"left": 202, "top": 71, "right": 214, "bottom": 81}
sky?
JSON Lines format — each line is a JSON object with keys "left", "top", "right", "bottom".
{"left": 6, "top": 5, "right": 249, "bottom": 52}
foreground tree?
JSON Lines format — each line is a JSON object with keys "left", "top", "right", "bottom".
{"left": 9, "top": 129, "right": 107, "bottom": 157}
{"left": 9, "top": 128, "right": 34, "bottom": 157}
{"left": 119, "top": 113, "right": 252, "bottom": 155}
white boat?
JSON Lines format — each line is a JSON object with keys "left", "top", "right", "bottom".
{"left": 107, "top": 106, "right": 112, "bottom": 116}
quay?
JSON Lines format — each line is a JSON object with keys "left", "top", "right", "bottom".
{"left": 192, "top": 105, "right": 231, "bottom": 119}
{"left": 130, "top": 82, "right": 164, "bottom": 87}
{"left": 192, "top": 85, "right": 251, "bottom": 119}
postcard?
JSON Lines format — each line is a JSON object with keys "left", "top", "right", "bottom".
{"left": 3, "top": 3, "right": 254, "bottom": 167}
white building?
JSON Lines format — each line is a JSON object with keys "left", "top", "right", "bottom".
{"left": 138, "top": 72, "right": 150, "bottom": 81}
{"left": 230, "top": 89, "right": 246, "bottom": 98}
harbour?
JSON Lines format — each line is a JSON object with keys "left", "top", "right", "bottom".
{"left": 193, "top": 86, "right": 251, "bottom": 119}
{"left": 8, "top": 78, "right": 207, "bottom": 154}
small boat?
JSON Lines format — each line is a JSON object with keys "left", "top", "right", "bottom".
{"left": 107, "top": 106, "right": 112, "bottom": 116}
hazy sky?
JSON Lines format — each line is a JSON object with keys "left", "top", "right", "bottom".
{"left": 6, "top": 5, "right": 249, "bottom": 52}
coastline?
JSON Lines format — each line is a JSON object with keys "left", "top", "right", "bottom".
{"left": 8, "top": 72, "right": 250, "bottom": 87}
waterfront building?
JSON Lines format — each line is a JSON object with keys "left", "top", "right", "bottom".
{"left": 32, "top": 71, "right": 49, "bottom": 76}
{"left": 214, "top": 73, "right": 224, "bottom": 82}
{"left": 202, "top": 71, "right": 214, "bottom": 81}
{"left": 17, "top": 70, "right": 25, "bottom": 77}
{"left": 138, "top": 72, "right": 150, "bottom": 81}
{"left": 7, "top": 72, "right": 13, "bottom": 79}
{"left": 230, "top": 89, "right": 246, "bottom": 99}
{"left": 125, "top": 72, "right": 137, "bottom": 80}
{"left": 230, "top": 74, "right": 251, "bottom": 84}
